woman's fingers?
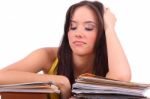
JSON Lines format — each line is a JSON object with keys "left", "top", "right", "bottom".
{"left": 103, "top": 7, "right": 116, "bottom": 30}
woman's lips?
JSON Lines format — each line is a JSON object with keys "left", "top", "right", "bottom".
{"left": 73, "top": 41, "right": 86, "bottom": 46}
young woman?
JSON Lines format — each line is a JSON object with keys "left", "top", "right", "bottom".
{"left": 0, "top": 1, "right": 131, "bottom": 99}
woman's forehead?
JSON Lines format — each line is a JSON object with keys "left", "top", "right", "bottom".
{"left": 71, "top": 6, "right": 97, "bottom": 23}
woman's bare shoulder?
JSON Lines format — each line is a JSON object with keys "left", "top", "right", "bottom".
{"left": 1, "top": 47, "right": 59, "bottom": 73}
{"left": 25, "top": 47, "right": 58, "bottom": 62}
{"left": 37, "top": 47, "right": 58, "bottom": 72}
{"left": 43, "top": 47, "right": 58, "bottom": 58}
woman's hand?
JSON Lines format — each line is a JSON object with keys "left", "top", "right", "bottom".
{"left": 103, "top": 7, "right": 116, "bottom": 31}
{"left": 54, "top": 75, "right": 71, "bottom": 99}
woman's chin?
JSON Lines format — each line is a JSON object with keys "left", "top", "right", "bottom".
{"left": 73, "top": 50, "right": 91, "bottom": 56}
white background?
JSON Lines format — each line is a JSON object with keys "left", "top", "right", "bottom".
{"left": 0, "top": 0, "right": 150, "bottom": 83}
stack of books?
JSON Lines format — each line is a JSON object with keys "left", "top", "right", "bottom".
{"left": 1, "top": 73, "right": 150, "bottom": 99}
{"left": 72, "top": 73, "right": 150, "bottom": 99}
{"left": 0, "top": 81, "right": 60, "bottom": 94}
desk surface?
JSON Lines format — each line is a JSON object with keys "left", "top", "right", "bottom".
{"left": 1, "top": 93, "right": 150, "bottom": 99}
{"left": 0, "top": 92, "right": 48, "bottom": 99}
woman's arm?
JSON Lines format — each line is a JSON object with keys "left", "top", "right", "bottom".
{"left": 104, "top": 8, "right": 131, "bottom": 81}
{"left": 0, "top": 47, "right": 71, "bottom": 99}
{"left": 0, "top": 70, "right": 71, "bottom": 99}
{"left": 1, "top": 47, "right": 56, "bottom": 73}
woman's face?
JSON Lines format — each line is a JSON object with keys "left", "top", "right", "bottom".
{"left": 68, "top": 6, "right": 98, "bottom": 56}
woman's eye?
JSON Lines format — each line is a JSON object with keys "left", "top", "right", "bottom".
{"left": 85, "top": 27, "right": 94, "bottom": 31}
{"left": 70, "top": 22, "right": 77, "bottom": 30}
{"left": 84, "top": 24, "right": 95, "bottom": 31}
{"left": 70, "top": 27, "right": 77, "bottom": 30}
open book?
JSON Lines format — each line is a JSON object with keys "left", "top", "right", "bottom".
{"left": 72, "top": 73, "right": 150, "bottom": 98}
{"left": 0, "top": 81, "right": 60, "bottom": 94}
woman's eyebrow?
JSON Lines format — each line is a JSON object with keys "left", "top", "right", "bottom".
{"left": 71, "top": 20, "right": 96, "bottom": 25}
{"left": 84, "top": 21, "right": 96, "bottom": 25}
{"left": 70, "top": 20, "right": 77, "bottom": 23}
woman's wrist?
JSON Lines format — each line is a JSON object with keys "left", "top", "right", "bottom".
{"left": 57, "top": 76, "right": 71, "bottom": 99}
{"left": 105, "top": 26, "right": 116, "bottom": 35}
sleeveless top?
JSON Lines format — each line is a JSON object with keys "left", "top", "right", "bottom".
{"left": 48, "top": 58, "right": 60, "bottom": 99}
{"left": 48, "top": 58, "right": 58, "bottom": 75}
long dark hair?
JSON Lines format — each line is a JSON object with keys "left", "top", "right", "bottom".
{"left": 57, "top": 1, "right": 108, "bottom": 85}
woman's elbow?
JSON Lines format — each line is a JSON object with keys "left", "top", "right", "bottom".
{"left": 107, "top": 70, "right": 131, "bottom": 82}
{"left": 117, "top": 71, "right": 131, "bottom": 81}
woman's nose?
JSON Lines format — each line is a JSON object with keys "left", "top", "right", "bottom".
{"left": 75, "top": 28, "right": 84, "bottom": 38}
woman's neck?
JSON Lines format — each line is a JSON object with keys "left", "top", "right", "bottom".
{"left": 73, "top": 54, "right": 95, "bottom": 78}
